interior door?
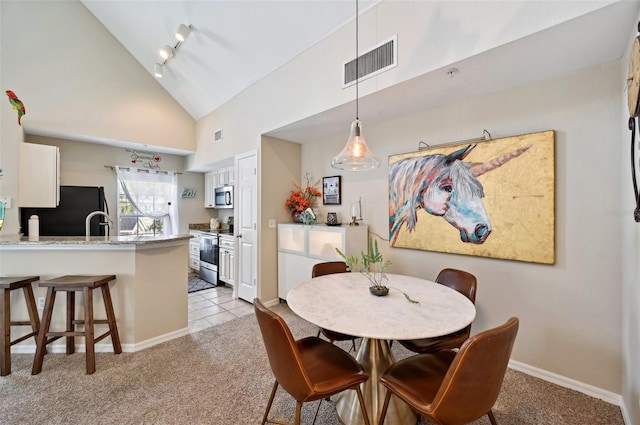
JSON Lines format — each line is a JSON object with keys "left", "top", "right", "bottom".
{"left": 236, "top": 151, "right": 257, "bottom": 302}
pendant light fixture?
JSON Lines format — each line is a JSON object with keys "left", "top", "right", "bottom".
{"left": 331, "top": 0, "right": 380, "bottom": 171}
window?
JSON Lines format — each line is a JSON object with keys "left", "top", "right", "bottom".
{"left": 115, "top": 166, "right": 178, "bottom": 236}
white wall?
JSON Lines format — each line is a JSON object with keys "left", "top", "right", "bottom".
{"left": 259, "top": 136, "right": 301, "bottom": 301}
{"left": 621, "top": 9, "right": 640, "bottom": 425}
{"left": 0, "top": 1, "right": 195, "bottom": 152}
{"left": 301, "top": 61, "right": 623, "bottom": 394}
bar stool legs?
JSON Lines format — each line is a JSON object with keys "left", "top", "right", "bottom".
{"left": 0, "top": 276, "right": 41, "bottom": 376}
{"left": 32, "top": 275, "right": 121, "bottom": 375}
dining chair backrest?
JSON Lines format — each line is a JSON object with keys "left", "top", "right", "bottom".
{"left": 429, "top": 317, "right": 519, "bottom": 424}
{"left": 312, "top": 261, "right": 349, "bottom": 278}
{"left": 253, "top": 298, "right": 313, "bottom": 401}
{"left": 435, "top": 268, "right": 477, "bottom": 303}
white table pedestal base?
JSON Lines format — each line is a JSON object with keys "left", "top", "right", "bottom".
{"left": 336, "top": 338, "right": 417, "bottom": 425}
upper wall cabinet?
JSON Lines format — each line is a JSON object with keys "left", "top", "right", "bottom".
{"left": 217, "top": 167, "right": 235, "bottom": 186}
{"left": 19, "top": 143, "right": 60, "bottom": 208}
{"left": 204, "top": 172, "right": 216, "bottom": 208}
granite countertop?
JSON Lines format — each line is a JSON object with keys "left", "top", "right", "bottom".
{"left": 188, "top": 223, "right": 233, "bottom": 236}
{"left": 0, "top": 234, "right": 192, "bottom": 246}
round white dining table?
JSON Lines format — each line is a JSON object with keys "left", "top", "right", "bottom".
{"left": 287, "top": 272, "right": 476, "bottom": 425}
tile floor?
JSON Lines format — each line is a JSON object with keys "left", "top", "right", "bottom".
{"left": 187, "top": 284, "right": 254, "bottom": 333}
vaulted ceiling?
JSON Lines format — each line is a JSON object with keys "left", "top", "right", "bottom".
{"left": 82, "top": 0, "right": 380, "bottom": 121}
{"left": 82, "top": 1, "right": 639, "bottom": 145}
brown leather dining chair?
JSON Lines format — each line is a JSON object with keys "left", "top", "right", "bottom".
{"left": 379, "top": 317, "right": 519, "bottom": 425}
{"left": 253, "top": 298, "right": 371, "bottom": 425}
{"left": 398, "top": 268, "right": 477, "bottom": 353}
{"left": 311, "top": 261, "right": 358, "bottom": 352}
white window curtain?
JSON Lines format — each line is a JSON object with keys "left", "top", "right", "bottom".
{"left": 115, "top": 166, "right": 179, "bottom": 235}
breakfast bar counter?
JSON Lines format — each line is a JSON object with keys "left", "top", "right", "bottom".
{"left": 0, "top": 234, "right": 191, "bottom": 353}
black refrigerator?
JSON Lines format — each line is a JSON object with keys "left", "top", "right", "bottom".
{"left": 20, "top": 185, "right": 107, "bottom": 236}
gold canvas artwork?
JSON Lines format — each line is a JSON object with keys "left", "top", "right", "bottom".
{"left": 388, "top": 130, "right": 555, "bottom": 264}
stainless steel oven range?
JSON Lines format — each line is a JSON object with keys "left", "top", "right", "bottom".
{"left": 199, "top": 232, "right": 219, "bottom": 285}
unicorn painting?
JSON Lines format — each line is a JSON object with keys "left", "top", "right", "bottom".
{"left": 389, "top": 143, "right": 532, "bottom": 246}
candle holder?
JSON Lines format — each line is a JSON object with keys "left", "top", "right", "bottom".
{"left": 350, "top": 198, "right": 363, "bottom": 226}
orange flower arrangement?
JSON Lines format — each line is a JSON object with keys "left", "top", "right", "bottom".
{"left": 286, "top": 173, "right": 321, "bottom": 213}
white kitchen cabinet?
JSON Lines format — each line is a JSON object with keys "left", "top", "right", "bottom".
{"left": 219, "top": 234, "right": 235, "bottom": 286}
{"left": 19, "top": 142, "right": 60, "bottom": 207}
{"left": 189, "top": 231, "right": 202, "bottom": 272}
{"left": 217, "top": 168, "right": 228, "bottom": 186}
{"left": 277, "top": 223, "right": 368, "bottom": 300}
{"left": 217, "top": 167, "right": 235, "bottom": 186}
{"left": 204, "top": 172, "right": 216, "bottom": 208}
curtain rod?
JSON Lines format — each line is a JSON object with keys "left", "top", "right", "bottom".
{"left": 104, "top": 165, "right": 182, "bottom": 175}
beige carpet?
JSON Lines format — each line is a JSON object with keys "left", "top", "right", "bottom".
{"left": 1, "top": 303, "right": 624, "bottom": 425}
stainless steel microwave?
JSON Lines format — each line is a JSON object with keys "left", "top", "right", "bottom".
{"left": 214, "top": 185, "right": 233, "bottom": 209}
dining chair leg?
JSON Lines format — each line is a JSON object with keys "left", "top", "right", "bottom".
{"left": 488, "top": 409, "right": 498, "bottom": 425}
{"left": 295, "top": 401, "right": 302, "bottom": 425}
{"left": 261, "top": 380, "right": 279, "bottom": 425}
{"left": 311, "top": 398, "right": 323, "bottom": 425}
{"left": 378, "top": 389, "right": 392, "bottom": 425}
{"left": 355, "top": 386, "right": 371, "bottom": 425}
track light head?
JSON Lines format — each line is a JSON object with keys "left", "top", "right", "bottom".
{"left": 159, "top": 45, "right": 175, "bottom": 60}
{"left": 175, "top": 24, "right": 192, "bottom": 42}
{"left": 154, "top": 63, "right": 164, "bottom": 78}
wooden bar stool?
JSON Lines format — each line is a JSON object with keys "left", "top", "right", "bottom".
{"left": 0, "top": 276, "right": 41, "bottom": 376}
{"left": 31, "top": 275, "right": 122, "bottom": 375}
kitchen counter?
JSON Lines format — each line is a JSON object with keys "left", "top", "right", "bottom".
{"left": 0, "top": 234, "right": 190, "bottom": 352}
{"left": 0, "top": 234, "right": 191, "bottom": 246}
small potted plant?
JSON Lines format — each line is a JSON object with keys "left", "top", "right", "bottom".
{"left": 337, "top": 237, "right": 390, "bottom": 295}
{"left": 337, "top": 237, "right": 418, "bottom": 303}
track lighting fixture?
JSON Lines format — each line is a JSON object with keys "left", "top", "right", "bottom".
{"left": 153, "top": 24, "right": 192, "bottom": 79}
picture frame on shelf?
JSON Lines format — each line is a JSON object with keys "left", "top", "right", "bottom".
{"left": 322, "top": 175, "right": 341, "bottom": 205}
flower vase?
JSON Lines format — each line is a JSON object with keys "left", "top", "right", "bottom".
{"left": 292, "top": 210, "right": 303, "bottom": 223}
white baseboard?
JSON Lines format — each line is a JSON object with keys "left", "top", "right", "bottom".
{"left": 262, "top": 298, "right": 281, "bottom": 308}
{"left": 123, "top": 327, "right": 191, "bottom": 352}
{"left": 509, "top": 359, "right": 622, "bottom": 405}
{"left": 12, "top": 327, "right": 191, "bottom": 354}
{"left": 509, "top": 360, "right": 630, "bottom": 424}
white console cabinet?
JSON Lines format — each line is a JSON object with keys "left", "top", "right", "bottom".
{"left": 277, "top": 223, "right": 368, "bottom": 300}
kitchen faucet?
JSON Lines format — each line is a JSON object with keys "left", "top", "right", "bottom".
{"left": 85, "top": 211, "right": 113, "bottom": 241}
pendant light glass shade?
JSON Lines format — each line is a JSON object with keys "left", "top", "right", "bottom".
{"left": 331, "top": 119, "right": 380, "bottom": 171}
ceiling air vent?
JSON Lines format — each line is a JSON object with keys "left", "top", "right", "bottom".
{"left": 214, "top": 128, "right": 223, "bottom": 143}
{"left": 343, "top": 35, "right": 397, "bottom": 88}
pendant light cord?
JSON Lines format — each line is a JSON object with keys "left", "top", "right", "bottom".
{"left": 355, "top": 0, "right": 359, "bottom": 120}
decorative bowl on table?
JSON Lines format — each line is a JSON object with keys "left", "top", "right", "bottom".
{"left": 369, "top": 285, "right": 389, "bottom": 296}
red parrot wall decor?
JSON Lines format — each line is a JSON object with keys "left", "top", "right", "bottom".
{"left": 5, "top": 90, "right": 26, "bottom": 126}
